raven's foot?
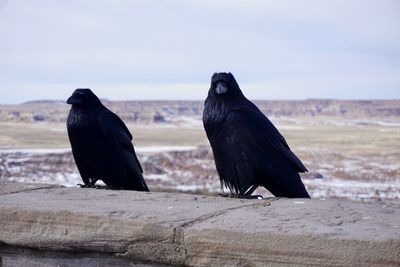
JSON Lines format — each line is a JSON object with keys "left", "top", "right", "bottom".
{"left": 218, "top": 192, "right": 263, "bottom": 199}
{"left": 77, "top": 183, "right": 95, "bottom": 188}
{"left": 93, "top": 185, "right": 115, "bottom": 190}
{"left": 244, "top": 194, "right": 264, "bottom": 200}
{"left": 219, "top": 193, "right": 253, "bottom": 199}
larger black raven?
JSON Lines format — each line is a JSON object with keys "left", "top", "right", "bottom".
{"left": 66, "top": 88, "right": 149, "bottom": 191}
{"left": 203, "top": 73, "right": 310, "bottom": 198}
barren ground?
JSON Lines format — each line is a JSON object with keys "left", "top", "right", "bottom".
{"left": 0, "top": 100, "right": 399, "bottom": 205}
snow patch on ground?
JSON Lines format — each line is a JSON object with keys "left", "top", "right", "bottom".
{"left": 305, "top": 178, "right": 400, "bottom": 203}
{"left": 0, "top": 148, "right": 71, "bottom": 154}
{"left": 325, "top": 120, "right": 400, "bottom": 127}
{"left": 1, "top": 146, "right": 399, "bottom": 205}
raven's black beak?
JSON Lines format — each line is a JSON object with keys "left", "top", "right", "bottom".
{"left": 215, "top": 83, "right": 228, "bottom": 94}
{"left": 66, "top": 94, "right": 81, "bottom": 105}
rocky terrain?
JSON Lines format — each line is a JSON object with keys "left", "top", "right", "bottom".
{"left": 0, "top": 99, "right": 399, "bottom": 205}
{"left": 0, "top": 99, "right": 399, "bottom": 124}
{"left": 1, "top": 144, "right": 399, "bottom": 205}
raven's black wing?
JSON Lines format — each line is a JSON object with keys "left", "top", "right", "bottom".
{"left": 210, "top": 102, "right": 309, "bottom": 197}
{"left": 231, "top": 103, "right": 308, "bottom": 173}
{"left": 97, "top": 110, "right": 148, "bottom": 191}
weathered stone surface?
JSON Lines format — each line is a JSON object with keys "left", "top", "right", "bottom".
{"left": 0, "top": 181, "right": 61, "bottom": 196}
{"left": 0, "top": 247, "right": 159, "bottom": 267}
{"left": 0, "top": 182, "right": 252, "bottom": 265}
{"left": 184, "top": 199, "right": 400, "bottom": 266}
{"left": 0, "top": 182, "right": 399, "bottom": 266}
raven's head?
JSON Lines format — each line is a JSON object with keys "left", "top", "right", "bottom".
{"left": 67, "top": 88, "right": 103, "bottom": 109}
{"left": 208, "top": 72, "right": 244, "bottom": 98}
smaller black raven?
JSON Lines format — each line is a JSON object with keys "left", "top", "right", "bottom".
{"left": 203, "top": 73, "right": 310, "bottom": 198}
{"left": 66, "top": 88, "right": 149, "bottom": 191}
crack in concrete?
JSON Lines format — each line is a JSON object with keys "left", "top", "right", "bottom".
{"left": 0, "top": 185, "right": 62, "bottom": 197}
{"left": 179, "top": 197, "right": 277, "bottom": 229}
{"left": 171, "top": 197, "right": 278, "bottom": 265}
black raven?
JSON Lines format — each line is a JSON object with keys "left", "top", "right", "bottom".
{"left": 66, "top": 88, "right": 149, "bottom": 191}
{"left": 203, "top": 73, "right": 310, "bottom": 198}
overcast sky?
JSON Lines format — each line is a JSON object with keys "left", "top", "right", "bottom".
{"left": 0, "top": 0, "right": 399, "bottom": 103}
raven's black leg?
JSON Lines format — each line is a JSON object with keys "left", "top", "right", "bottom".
{"left": 77, "top": 177, "right": 96, "bottom": 188}
{"left": 89, "top": 179, "right": 98, "bottom": 187}
{"left": 77, "top": 183, "right": 94, "bottom": 188}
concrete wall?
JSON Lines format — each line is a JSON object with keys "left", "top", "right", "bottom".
{"left": 0, "top": 182, "right": 399, "bottom": 266}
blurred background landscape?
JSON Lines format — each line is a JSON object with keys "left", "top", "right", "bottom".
{"left": 0, "top": 1, "right": 399, "bottom": 206}
{"left": 0, "top": 99, "right": 399, "bottom": 206}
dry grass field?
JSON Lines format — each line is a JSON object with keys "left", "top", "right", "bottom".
{"left": 0, "top": 122, "right": 207, "bottom": 149}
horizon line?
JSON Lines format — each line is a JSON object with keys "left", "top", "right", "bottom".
{"left": 1, "top": 98, "right": 399, "bottom": 105}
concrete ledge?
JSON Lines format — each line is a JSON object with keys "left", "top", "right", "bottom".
{"left": 0, "top": 182, "right": 399, "bottom": 266}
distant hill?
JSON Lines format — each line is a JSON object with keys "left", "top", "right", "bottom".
{"left": 0, "top": 99, "right": 398, "bottom": 123}
{"left": 22, "top": 100, "right": 65, "bottom": 105}
{"left": 254, "top": 99, "right": 400, "bottom": 118}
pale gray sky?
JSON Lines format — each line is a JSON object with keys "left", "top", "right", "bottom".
{"left": 0, "top": 0, "right": 399, "bottom": 103}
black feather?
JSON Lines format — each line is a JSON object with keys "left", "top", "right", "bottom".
{"left": 66, "top": 88, "right": 149, "bottom": 191}
{"left": 203, "top": 73, "right": 309, "bottom": 198}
